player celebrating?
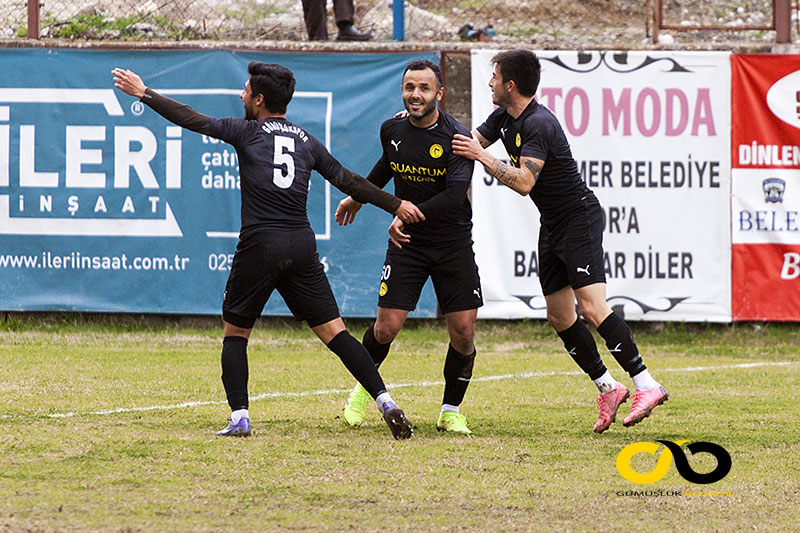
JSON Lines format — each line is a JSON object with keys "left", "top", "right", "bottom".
{"left": 451, "top": 49, "right": 668, "bottom": 433}
{"left": 112, "top": 62, "right": 422, "bottom": 440}
{"left": 335, "top": 59, "right": 482, "bottom": 435}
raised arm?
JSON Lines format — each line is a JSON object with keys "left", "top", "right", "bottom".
{"left": 112, "top": 68, "right": 214, "bottom": 136}
{"left": 335, "top": 154, "right": 408, "bottom": 226}
{"left": 328, "top": 167, "right": 424, "bottom": 224}
{"left": 452, "top": 129, "right": 541, "bottom": 196}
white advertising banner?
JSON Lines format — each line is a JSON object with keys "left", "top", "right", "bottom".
{"left": 470, "top": 50, "right": 732, "bottom": 321}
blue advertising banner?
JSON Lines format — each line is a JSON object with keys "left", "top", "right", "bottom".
{"left": 0, "top": 49, "right": 439, "bottom": 317}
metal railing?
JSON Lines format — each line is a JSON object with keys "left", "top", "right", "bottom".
{"left": 651, "top": 0, "right": 791, "bottom": 43}
{"left": 3, "top": 0, "right": 797, "bottom": 45}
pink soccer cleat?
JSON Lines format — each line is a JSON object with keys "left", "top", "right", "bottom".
{"left": 593, "top": 382, "right": 630, "bottom": 433}
{"left": 623, "top": 386, "right": 669, "bottom": 427}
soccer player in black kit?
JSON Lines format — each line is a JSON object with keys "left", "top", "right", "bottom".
{"left": 112, "top": 62, "right": 421, "bottom": 440}
{"left": 452, "top": 49, "right": 668, "bottom": 433}
{"left": 335, "top": 60, "right": 482, "bottom": 435}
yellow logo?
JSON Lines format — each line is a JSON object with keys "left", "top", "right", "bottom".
{"left": 616, "top": 441, "right": 688, "bottom": 484}
{"left": 616, "top": 440, "right": 732, "bottom": 485}
{"left": 379, "top": 282, "right": 388, "bottom": 296}
{"left": 515, "top": 133, "right": 521, "bottom": 147}
{"left": 429, "top": 144, "right": 443, "bottom": 158}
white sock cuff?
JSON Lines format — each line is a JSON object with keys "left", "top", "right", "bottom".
{"left": 593, "top": 370, "right": 617, "bottom": 393}
{"left": 375, "top": 392, "right": 394, "bottom": 412}
{"left": 441, "top": 404, "right": 460, "bottom": 413}
{"left": 231, "top": 408, "right": 249, "bottom": 423}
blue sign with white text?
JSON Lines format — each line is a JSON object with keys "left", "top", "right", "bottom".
{"left": 0, "top": 49, "right": 439, "bottom": 318}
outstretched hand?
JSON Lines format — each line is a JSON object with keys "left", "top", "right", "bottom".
{"left": 335, "top": 196, "right": 363, "bottom": 226}
{"left": 112, "top": 68, "right": 147, "bottom": 99}
{"left": 394, "top": 200, "right": 425, "bottom": 225}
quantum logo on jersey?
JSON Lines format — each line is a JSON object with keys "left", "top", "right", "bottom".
{"left": 616, "top": 440, "right": 731, "bottom": 485}
{"left": 0, "top": 91, "right": 183, "bottom": 237}
{"left": 429, "top": 144, "right": 443, "bottom": 158}
{"left": 389, "top": 161, "right": 445, "bottom": 183}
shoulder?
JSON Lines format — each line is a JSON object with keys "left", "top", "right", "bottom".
{"left": 439, "top": 111, "right": 470, "bottom": 136}
{"left": 211, "top": 116, "right": 253, "bottom": 132}
{"left": 381, "top": 115, "right": 406, "bottom": 133}
{"left": 522, "top": 103, "right": 560, "bottom": 134}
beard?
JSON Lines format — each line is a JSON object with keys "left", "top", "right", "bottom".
{"left": 243, "top": 102, "right": 258, "bottom": 120}
{"left": 491, "top": 90, "right": 509, "bottom": 108}
{"left": 404, "top": 97, "right": 437, "bottom": 121}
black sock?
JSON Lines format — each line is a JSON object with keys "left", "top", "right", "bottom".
{"left": 442, "top": 344, "right": 476, "bottom": 406}
{"left": 221, "top": 336, "right": 249, "bottom": 411}
{"left": 327, "top": 330, "right": 387, "bottom": 399}
{"left": 596, "top": 312, "right": 646, "bottom": 378}
{"left": 362, "top": 325, "right": 392, "bottom": 368}
{"left": 556, "top": 319, "right": 606, "bottom": 380}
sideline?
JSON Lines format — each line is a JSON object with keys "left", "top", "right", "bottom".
{"left": 37, "top": 360, "right": 799, "bottom": 419}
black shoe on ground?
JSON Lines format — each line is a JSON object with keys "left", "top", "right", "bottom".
{"left": 382, "top": 407, "right": 414, "bottom": 440}
{"left": 336, "top": 25, "right": 373, "bottom": 41}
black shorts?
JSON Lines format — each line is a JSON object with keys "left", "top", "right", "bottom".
{"left": 377, "top": 238, "right": 483, "bottom": 314}
{"left": 538, "top": 197, "right": 606, "bottom": 296}
{"left": 222, "top": 228, "right": 340, "bottom": 329}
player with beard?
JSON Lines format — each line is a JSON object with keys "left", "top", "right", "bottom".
{"left": 112, "top": 62, "right": 422, "bottom": 440}
{"left": 451, "top": 49, "right": 668, "bottom": 433}
{"left": 335, "top": 59, "right": 482, "bottom": 435}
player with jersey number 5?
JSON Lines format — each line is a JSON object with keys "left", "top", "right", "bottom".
{"left": 335, "top": 59, "right": 482, "bottom": 435}
{"left": 112, "top": 62, "right": 424, "bottom": 440}
{"left": 451, "top": 49, "right": 668, "bottom": 433}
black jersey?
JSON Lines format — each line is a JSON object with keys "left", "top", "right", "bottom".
{"left": 477, "top": 99, "right": 593, "bottom": 230}
{"left": 367, "top": 111, "right": 474, "bottom": 245}
{"left": 209, "top": 117, "right": 342, "bottom": 233}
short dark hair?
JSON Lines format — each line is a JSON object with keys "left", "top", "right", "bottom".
{"left": 247, "top": 61, "right": 296, "bottom": 114}
{"left": 403, "top": 59, "right": 442, "bottom": 89}
{"left": 491, "top": 49, "right": 541, "bottom": 97}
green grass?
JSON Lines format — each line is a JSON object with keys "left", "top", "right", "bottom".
{"left": 1, "top": 316, "right": 799, "bottom": 531}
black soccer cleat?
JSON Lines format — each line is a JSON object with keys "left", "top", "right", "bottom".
{"left": 382, "top": 407, "right": 414, "bottom": 440}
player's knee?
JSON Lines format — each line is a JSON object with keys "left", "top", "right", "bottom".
{"left": 448, "top": 324, "right": 475, "bottom": 353}
{"left": 576, "top": 302, "right": 608, "bottom": 329}
{"left": 547, "top": 309, "right": 575, "bottom": 332}
{"left": 372, "top": 321, "right": 400, "bottom": 344}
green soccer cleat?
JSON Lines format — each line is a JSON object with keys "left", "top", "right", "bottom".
{"left": 342, "top": 383, "right": 371, "bottom": 428}
{"left": 436, "top": 411, "right": 472, "bottom": 435}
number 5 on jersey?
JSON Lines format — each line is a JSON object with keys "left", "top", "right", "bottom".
{"left": 273, "top": 135, "right": 295, "bottom": 189}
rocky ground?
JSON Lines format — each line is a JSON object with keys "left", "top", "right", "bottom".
{"left": 1, "top": 0, "right": 795, "bottom": 46}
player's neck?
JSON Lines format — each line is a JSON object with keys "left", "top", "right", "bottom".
{"left": 506, "top": 95, "right": 534, "bottom": 120}
{"left": 259, "top": 110, "right": 285, "bottom": 120}
{"left": 409, "top": 107, "right": 440, "bottom": 129}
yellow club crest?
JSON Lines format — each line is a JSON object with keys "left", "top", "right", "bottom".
{"left": 379, "top": 282, "right": 388, "bottom": 296}
{"left": 429, "top": 143, "right": 443, "bottom": 158}
{"left": 515, "top": 133, "right": 521, "bottom": 147}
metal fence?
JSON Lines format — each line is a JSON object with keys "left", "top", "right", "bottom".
{"left": 1, "top": 0, "right": 798, "bottom": 45}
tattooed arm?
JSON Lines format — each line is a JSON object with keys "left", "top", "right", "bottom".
{"left": 452, "top": 130, "right": 541, "bottom": 195}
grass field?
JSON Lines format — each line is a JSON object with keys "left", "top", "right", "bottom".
{"left": 1, "top": 314, "right": 799, "bottom": 532}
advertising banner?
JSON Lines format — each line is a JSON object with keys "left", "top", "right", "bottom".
{"left": 731, "top": 55, "right": 800, "bottom": 321}
{"left": 0, "top": 49, "right": 439, "bottom": 317}
{"left": 471, "top": 50, "right": 732, "bottom": 321}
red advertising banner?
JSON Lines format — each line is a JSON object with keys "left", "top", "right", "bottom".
{"left": 731, "top": 55, "right": 800, "bottom": 320}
